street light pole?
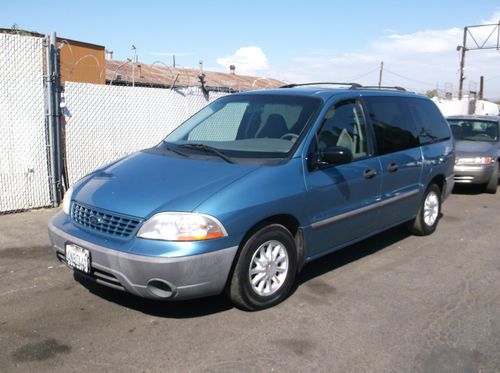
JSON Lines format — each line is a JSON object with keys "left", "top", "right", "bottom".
{"left": 131, "top": 45, "right": 137, "bottom": 87}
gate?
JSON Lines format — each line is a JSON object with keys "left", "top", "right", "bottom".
{"left": 0, "top": 33, "right": 52, "bottom": 213}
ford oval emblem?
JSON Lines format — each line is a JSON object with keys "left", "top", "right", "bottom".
{"left": 89, "top": 214, "right": 101, "bottom": 225}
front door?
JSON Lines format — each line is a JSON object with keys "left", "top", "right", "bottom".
{"left": 304, "top": 99, "right": 382, "bottom": 259}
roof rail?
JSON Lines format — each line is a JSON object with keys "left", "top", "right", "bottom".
{"left": 280, "top": 82, "right": 362, "bottom": 89}
{"left": 358, "top": 85, "right": 407, "bottom": 91}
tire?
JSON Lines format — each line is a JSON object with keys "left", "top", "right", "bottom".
{"left": 227, "top": 224, "right": 298, "bottom": 311}
{"left": 408, "top": 184, "right": 442, "bottom": 236}
{"left": 484, "top": 162, "right": 499, "bottom": 194}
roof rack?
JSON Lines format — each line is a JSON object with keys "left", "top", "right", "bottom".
{"left": 280, "top": 82, "right": 362, "bottom": 89}
{"left": 357, "top": 85, "right": 406, "bottom": 91}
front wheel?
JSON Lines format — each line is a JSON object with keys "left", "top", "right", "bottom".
{"left": 227, "top": 224, "right": 298, "bottom": 311}
{"left": 407, "top": 184, "right": 441, "bottom": 236}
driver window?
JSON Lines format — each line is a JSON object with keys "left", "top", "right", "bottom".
{"left": 317, "top": 100, "right": 368, "bottom": 160}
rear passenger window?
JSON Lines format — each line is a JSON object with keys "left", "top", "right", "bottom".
{"left": 317, "top": 100, "right": 369, "bottom": 160}
{"left": 363, "top": 96, "right": 420, "bottom": 155}
{"left": 408, "top": 99, "right": 451, "bottom": 144}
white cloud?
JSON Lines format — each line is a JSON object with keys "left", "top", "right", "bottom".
{"left": 376, "top": 28, "right": 462, "bottom": 54}
{"left": 481, "top": 10, "right": 500, "bottom": 24}
{"left": 217, "top": 46, "right": 269, "bottom": 75}
{"left": 275, "top": 11, "right": 500, "bottom": 99}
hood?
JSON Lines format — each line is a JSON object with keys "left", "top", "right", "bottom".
{"left": 455, "top": 140, "right": 498, "bottom": 157}
{"left": 73, "top": 150, "right": 257, "bottom": 218}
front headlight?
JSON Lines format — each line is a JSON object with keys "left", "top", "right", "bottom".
{"left": 137, "top": 212, "right": 227, "bottom": 241}
{"left": 455, "top": 156, "right": 493, "bottom": 166}
{"left": 62, "top": 187, "right": 73, "bottom": 215}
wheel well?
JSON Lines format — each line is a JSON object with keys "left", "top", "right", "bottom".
{"left": 226, "top": 214, "right": 304, "bottom": 290}
{"left": 430, "top": 174, "right": 445, "bottom": 194}
{"left": 239, "top": 214, "right": 301, "bottom": 250}
{"left": 252, "top": 214, "right": 300, "bottom": 237}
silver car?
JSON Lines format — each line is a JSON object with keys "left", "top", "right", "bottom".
{"left": 447, "top": 115, "right": 500, "bottom": 194}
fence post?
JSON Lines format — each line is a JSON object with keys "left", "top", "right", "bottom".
{"left": 45, "top": 32, "right": 62, "bottom": 206}
{"left": 53, "top": 33, "right": 64, "bottom": 195}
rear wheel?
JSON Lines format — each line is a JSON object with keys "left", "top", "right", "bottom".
{"left": 484, "top": 162, "right": 499, "bottom": 194}
{"left": 227, "top": 224, "right": 297, "bottom": 311}
{"left": 408, "top": 184, "right": 441, "bottom": 236}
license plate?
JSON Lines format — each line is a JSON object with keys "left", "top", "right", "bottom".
{"left": 65, "top": 244, "right": 91, "bottom": 274}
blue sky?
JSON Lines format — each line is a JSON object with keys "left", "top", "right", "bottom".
{"left": 2, "top": 1, "right": 500, "bottom": 98}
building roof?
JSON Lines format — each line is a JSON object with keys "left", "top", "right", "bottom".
{"left": 0, "top": 28, "right": 105, "bottom": 49}
{"left": 105, "top": 60, "right": 284, "bottom": 92}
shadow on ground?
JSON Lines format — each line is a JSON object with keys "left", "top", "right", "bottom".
{"left": 297, "top": 225, "right": 410, "bottom": 286}
{"left": 452, "top": 184, "right": 490, "bottom": 195}
{"left": 74, "top": 224, "right": 411, "bottom": 318}
{"left": 74, "top": 272, "right": 233, "bottom": 318}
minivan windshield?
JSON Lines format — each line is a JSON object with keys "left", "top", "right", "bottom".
{"left": 448, "top": 119, "right": 499, "bottom": 142}
{"left": 163, "top": 94, "right": 321, "bottom": 159}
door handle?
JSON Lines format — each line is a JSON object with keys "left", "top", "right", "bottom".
{"left": 387, "top": 163, "right": 399, "bottom": 172}
{"left": 363, "top": 168, "right": 378, "bottom": 179}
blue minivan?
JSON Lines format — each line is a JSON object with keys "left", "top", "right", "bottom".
{"left": 49, "top": 84, "right": 454, "bottom": 310}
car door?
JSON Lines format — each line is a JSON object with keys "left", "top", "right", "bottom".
{"left": 362, "top": 96, "right": 423, "bottom": 228}
{"left": 304, "top": 99, "right": 382, "bottom": 259}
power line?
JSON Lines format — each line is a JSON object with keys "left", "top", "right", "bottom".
{"left": 344, "top": 66, "right": 380, "bottom": 82}
{"left": 383, "top": 68, "right": 435, "bottom": 87}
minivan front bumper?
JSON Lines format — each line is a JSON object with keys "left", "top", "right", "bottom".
{"left": 48, "top": 221, "right": 238, "bottom": 300}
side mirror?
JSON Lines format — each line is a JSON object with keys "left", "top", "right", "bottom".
{"left": 308, "top": 146, "right": 353, "bottom": 170}
{"left": 322, "top": 146, "right": 353, "bottom": 165}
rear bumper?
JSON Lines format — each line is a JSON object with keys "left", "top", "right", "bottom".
{"left": 454, "top": 165, "right": 493, "bottom": 184}
{"left": 48, "top": 221, "right": 238, "bottom": 300}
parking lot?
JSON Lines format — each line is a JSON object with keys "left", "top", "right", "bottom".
{"left": 1, "top": 187, "right": 499, "bottom": 372}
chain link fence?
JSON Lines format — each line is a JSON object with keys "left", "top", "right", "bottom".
{"left": 0, "top": 32, "right": 234, "bottom": 214}
{"left": 0, "top": 33, "right": 51, "bottom": 213}
{"left": 63, "top": 82, "right": 227, "bottom": 185}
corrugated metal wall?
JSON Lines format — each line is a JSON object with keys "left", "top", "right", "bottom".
{"left": 59, "top": 40, "right": 105, "bottom": 85}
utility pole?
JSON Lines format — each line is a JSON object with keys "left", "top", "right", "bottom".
{"left": 457, "top": 21, "right": 500, "bottom": 100}
{"left": 479, "top": 76, "right": 484, "bottom": 100}
{"left": 458, "top": 27, "right": 467, "bottom": 100}
{"left": 378, "top": 61, "right": 384, "bottom": 88}
{"left": 173, "top": 54, "right": 176, "bottom": 68}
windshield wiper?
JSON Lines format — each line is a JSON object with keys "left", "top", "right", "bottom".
{"left": 178, "top": 143, "right": 234, "bottom": 164}
{"left": 162, "top": 142, "right": 189, "bottom": 158}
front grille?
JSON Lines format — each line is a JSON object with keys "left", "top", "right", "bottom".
{"left": 71, "top": 202, "right": 142, "bottom": 238}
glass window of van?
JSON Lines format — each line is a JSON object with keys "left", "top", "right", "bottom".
{"left": 164, "top": 95, "right": 321, "bottom": 158}
{"left": 408, "top": 99, "right": 451, "bottom": 144}
{"left": 317, "top": 100, "right": 369, "bottom": 160}
{"left": 363, "top": 96, "right": 420, "bottom": 155}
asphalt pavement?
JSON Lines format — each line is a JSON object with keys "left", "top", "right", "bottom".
{"left": 1, "top": 186, "right": 499, "bottom": 372}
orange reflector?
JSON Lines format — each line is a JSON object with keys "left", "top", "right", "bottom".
{"left": 176, "top": 231, "right": 225, "bottom": 241}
